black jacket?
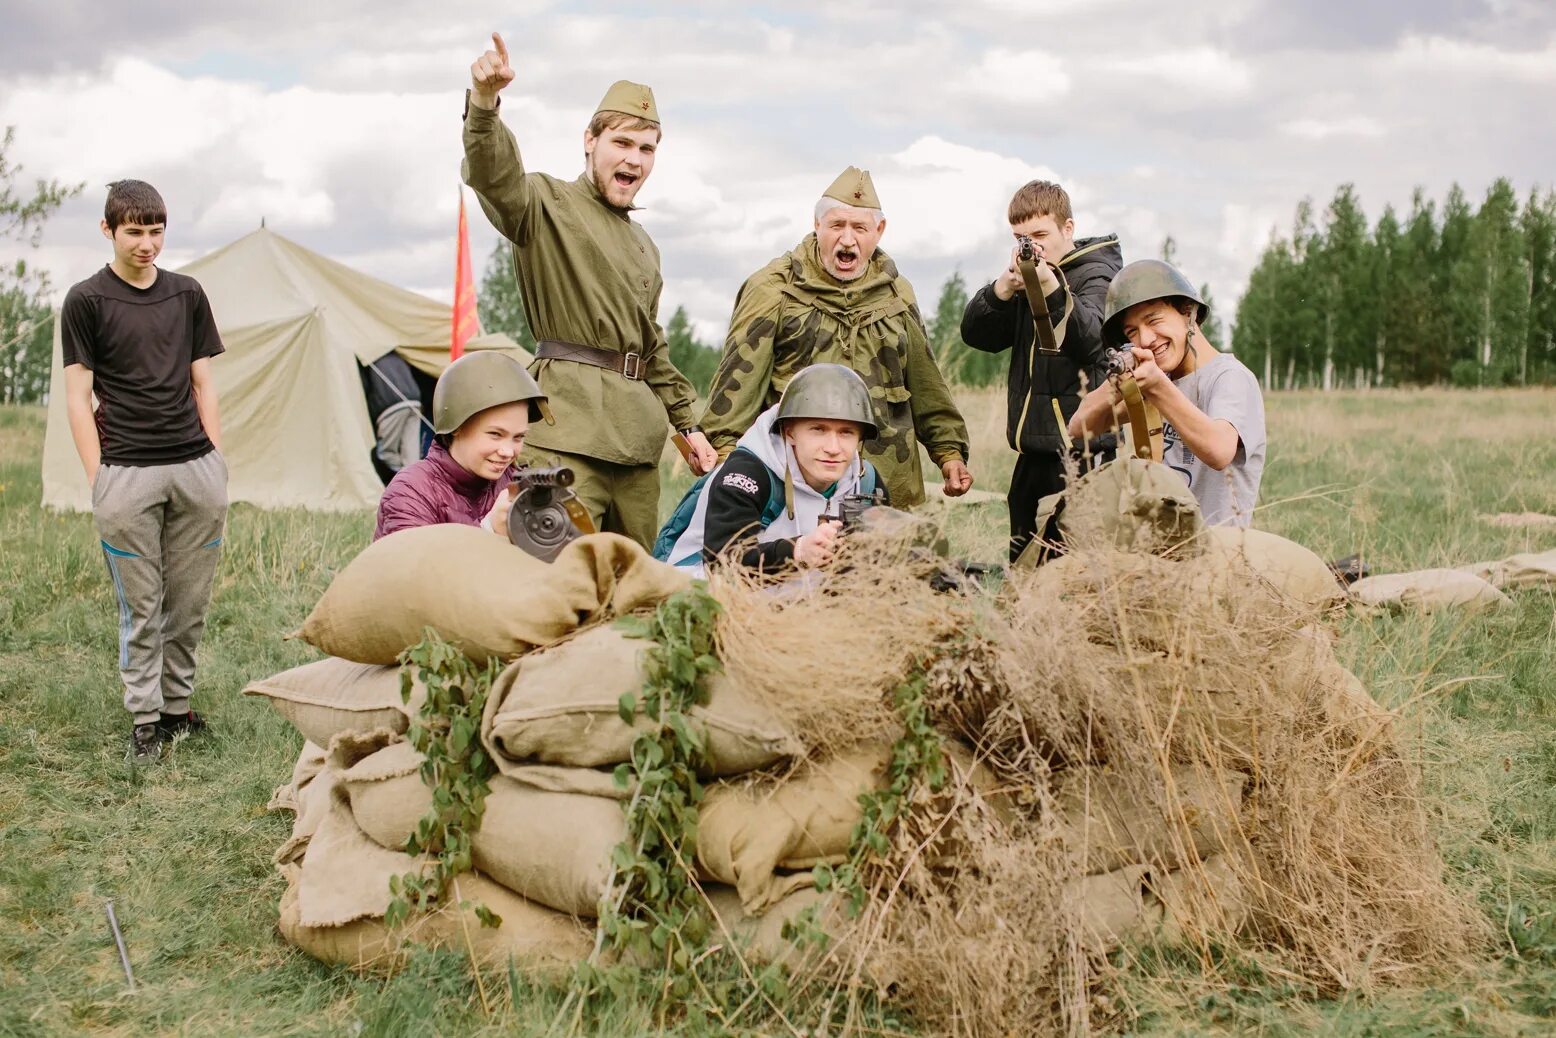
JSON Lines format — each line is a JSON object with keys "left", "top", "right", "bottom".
{"left": 960, "top": 235, "right": 1122, "bottom": 455}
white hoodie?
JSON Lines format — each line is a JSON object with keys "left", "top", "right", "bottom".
{"left": 657, "top": 402, "right": 877, "bottom": 576}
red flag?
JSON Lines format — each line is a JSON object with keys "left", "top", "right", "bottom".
{"left": 450, "top": 190, "right": 478, "bottom": 361}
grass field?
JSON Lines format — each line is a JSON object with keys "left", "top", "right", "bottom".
{"left": 2, "top": 388, "right": 1554, "bottom": 1036}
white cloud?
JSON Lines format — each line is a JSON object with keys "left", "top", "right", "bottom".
{"left": 2, "top": 5, "right": 1554, "bottom": 363}
{"left": 878, "top": 136, "right": 1064, "bottom": 259}
{"left": 1099, "top": 46, "right": 1254, "bottom": 96}
{"left": 1280, "top": 115, "right": 1388, "bottom": 140}
{"left": 952, "top": 48, "right": 1072, "bottom": 106}
{"left": 1392, "top": 34, "right": 1556, "bottom": 82}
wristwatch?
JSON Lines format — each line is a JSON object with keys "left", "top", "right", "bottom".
{"left": 679, "top": 426, "right": 702, "bottom": 439}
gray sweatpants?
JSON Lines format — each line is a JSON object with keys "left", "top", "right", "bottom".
{"left": 92, "top": 451, "right": 228, "bottom": 725}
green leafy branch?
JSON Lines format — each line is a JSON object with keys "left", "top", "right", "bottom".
{"left": 585, "top": 586, "right": 723, "bottom": 1007}
{"left": 385, "top": 629, "right": 501, "bottom": 930}
{"left": 814, "top": 668, "right": 949, "bottom": 916}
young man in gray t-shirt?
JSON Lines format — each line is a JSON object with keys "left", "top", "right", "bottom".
{"left": 1069, "top": 259, "right": 1265, "bottom": 526}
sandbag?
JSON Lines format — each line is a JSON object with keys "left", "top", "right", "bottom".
{"left": 266, "top": 740, "right": 328, "bottom": 814}
{"left": 1058, "top": 458, "right": 1206, "bottom": 557}
{"left": 1459, "top": 549, "right": 1556, "bottom": 591}
{"left": 244, "top": 657, "right": 412, "bottom": 747}
{"left": 1065, "top": 864, "right": 1156, "bottom": 953}
{"left": 482, "top": 624, "right": 802, "bottom": 779}
{"left": 704, "top": 884, "right": 848, "bottom": 970}
{"left": 1064, "top": 855, "right": 1248, "bottom": 953}
{"left": 274, "top": 743, "right": 343, "bottom": 866}
{"left": 299, "top": 528, "right": 690, "bottom": 665}
{"left": 1052, "top": 764, "right": 1246, "bottom": 876}
{"left": 295, "top": 778, "right": 423, "bottom": 928}
{"left": 1349, "top": 568, "right": 1511, "bottom": 612}
{"left": 277, "top": 864, "right": 590, "bottom": 976}
{"left": 1198, "top": 525, "right": 1347, "bottom": 611}
{"left": 1148, "top": 854, "right": 1250, "bottom": 942}
{"left": 698, "top": 749, "right": 882, "bottom": 913}
{"left": 341, "top": 739, "right": 626, "bottom": 918}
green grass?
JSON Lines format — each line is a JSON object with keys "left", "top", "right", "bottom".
{"left": 1, "top": 389, "right": 1554, "bottom": 1036}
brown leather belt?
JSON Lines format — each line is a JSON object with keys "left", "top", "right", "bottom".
{"left": 536, "top": 339, "right": 643, "bottom": 381}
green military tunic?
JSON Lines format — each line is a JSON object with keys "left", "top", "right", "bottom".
{"left": 700, "top": 234, "right": 970, "bottom": 507}
{"left": 460, "top": 103, "right": 695, "bottom": 466}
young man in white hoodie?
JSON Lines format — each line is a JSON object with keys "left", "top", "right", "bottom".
{"left": 654, "top": 364, "right": 885, "bottom": 575}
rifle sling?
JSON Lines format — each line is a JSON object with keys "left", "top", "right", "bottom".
{"left": 1118, "top": 376, "right": 1165, "bottom": 462}
{"left": 1017, "top": 253, "right": 1061, "bottom": 355}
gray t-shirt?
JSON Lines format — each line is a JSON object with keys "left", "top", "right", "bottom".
{"left": 1160, "top": 353, "right": 1265, "bottom": 526}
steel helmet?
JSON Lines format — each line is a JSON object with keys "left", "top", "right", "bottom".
{"left": 1101, "top": 259, "right": 1209, "bottom": 347}
{"left": 432, "top": 351, "right": 549, "bottom": 434}
{"left": 776, "top": 363, "right": 879, "bottom": 438}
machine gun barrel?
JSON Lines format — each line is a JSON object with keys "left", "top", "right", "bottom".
{"left": 513, "top": 465, "right": 575, "bottom": 490}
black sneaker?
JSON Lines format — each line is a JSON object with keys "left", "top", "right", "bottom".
{"left": 128, "top": 723, "right": 166, "bottom": 764}
{"left": 157, "top": 711, "right": 208, "bottom": 738}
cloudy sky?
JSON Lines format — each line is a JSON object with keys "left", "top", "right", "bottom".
{"left": 2, "top": 0, "right": 1553, "bottom": 343}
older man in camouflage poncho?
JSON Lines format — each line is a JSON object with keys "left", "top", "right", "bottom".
{"left": 700, "top": 167, "right": 973, "bottom": 507}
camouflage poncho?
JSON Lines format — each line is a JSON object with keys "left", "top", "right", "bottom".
{"left": 700, "top": 235, "right": 969, "bottom": 507}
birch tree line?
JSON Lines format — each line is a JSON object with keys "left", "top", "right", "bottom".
{"left": 1232, "top": 179, "right": 1556, "bottom": 389}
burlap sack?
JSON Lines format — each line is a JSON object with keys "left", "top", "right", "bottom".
{"left": 704, "top": 884, "right": 847, "bottom": 970}
{"left": 1198, "top": 525, "right": 1347, "bottom": 611}
{"left": 1058, "top": 458, "right": 1206, "bottom": 557}
{"left": 244, "top": 657, "right": 413, "bottom": 747}
{"left": 1053, "top": 764, "right": 1246, "bottom": 876}
{"left": 299, "top": 528, "right": 691, "bottom": 665}
{"left": 266, "top": 740, "right": 328, "bottom": 814}
{"left": 697, "top": 748, "right": 882, "bottom": 913}
{"left": 1064, "top": 855, "right": 1248, "bottom": 953}
{"left": 274, "top": 743, "right": 343, "bottom": 866}
{"left": 1349, "top": 568, "right": 1511, "bottom": 612}
{"left": 277, "top": 864, "right": 591, "bottom": 976}
{"left": 1148, "top": 854, "right": 1250, "bottom": 942}
{"left": 482, "top": 624, "right": 802, "bottom": 778}
{"left": 295, "top": 778, "right": 421, "bottom": 928}
{"left": 699, "top": 741, "right": 1011, "bottom": 914}
{"left": 1459, "top": 549, "right": 1556, "bottom": 591}
{"left": 341, "top": 739, "right": 625, "bottom": 918}
{"left": 1065, "top": 863, "right": 1156, "bottom": 953}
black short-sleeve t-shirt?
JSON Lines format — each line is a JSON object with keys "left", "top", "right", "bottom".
{"left": 61, "top": 265, "right": 224, "bottom": 466}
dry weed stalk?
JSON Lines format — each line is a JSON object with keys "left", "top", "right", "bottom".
{"left": 708, "top": 527, "right": 971, "bottom": 757}
{"left": 722, "top": 509, "right": 1482, "bottom": 1035}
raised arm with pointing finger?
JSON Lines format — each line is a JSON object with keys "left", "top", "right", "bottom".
{"left": 459, "top": 32, "right": 716, "bottom": 549}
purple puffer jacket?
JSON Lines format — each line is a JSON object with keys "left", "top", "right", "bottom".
{"left": 373, "top": 442, "right": 514, "bottom": 540}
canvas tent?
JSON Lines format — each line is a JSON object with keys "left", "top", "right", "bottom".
{"left": 42, "top": 227, "right": 530, "bottom": 512}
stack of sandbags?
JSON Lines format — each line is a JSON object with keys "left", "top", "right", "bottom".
{"left": 254, "top": 531, "right": 929, "bottom": 970}
{"left": 273, "top": 732, "right": 594, "bottom": 974}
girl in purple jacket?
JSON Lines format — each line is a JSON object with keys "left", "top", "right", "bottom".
{"left": 373, "top": 352, "right": 550, "bottom": 540}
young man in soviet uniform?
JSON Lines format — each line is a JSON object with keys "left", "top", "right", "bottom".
{"left": 959, "top": 180, "right": 1122, "bottom": 560}
{"left": 460, "top": 33, "right": 717, "bottom": 549}
{"left": 699, "top": 167, "right": 972, "bottom": 508}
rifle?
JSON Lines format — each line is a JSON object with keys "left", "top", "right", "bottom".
{"left": 506, "top": 466, "right": 596, "bottom": 562}
{"left": 1015, "top": 235, "right": 1064, "bottom": 355}
{"left": 1103, "top": 347, "right": 1164, "bottom": 463}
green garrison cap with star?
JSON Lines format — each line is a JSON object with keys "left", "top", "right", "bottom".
{"left": 595, "top": 80, "right": 659, "bottom": 123}
{"left": 822, "top": 166, "right": 881, "bottom": 210}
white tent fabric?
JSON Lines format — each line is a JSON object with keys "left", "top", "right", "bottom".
{"left": 42, "top": 228, "right": 530, "bottom": 512}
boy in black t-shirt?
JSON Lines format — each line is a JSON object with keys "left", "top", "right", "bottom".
{"left": 61, "top": 180, "right": 229, "bottom": 763}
